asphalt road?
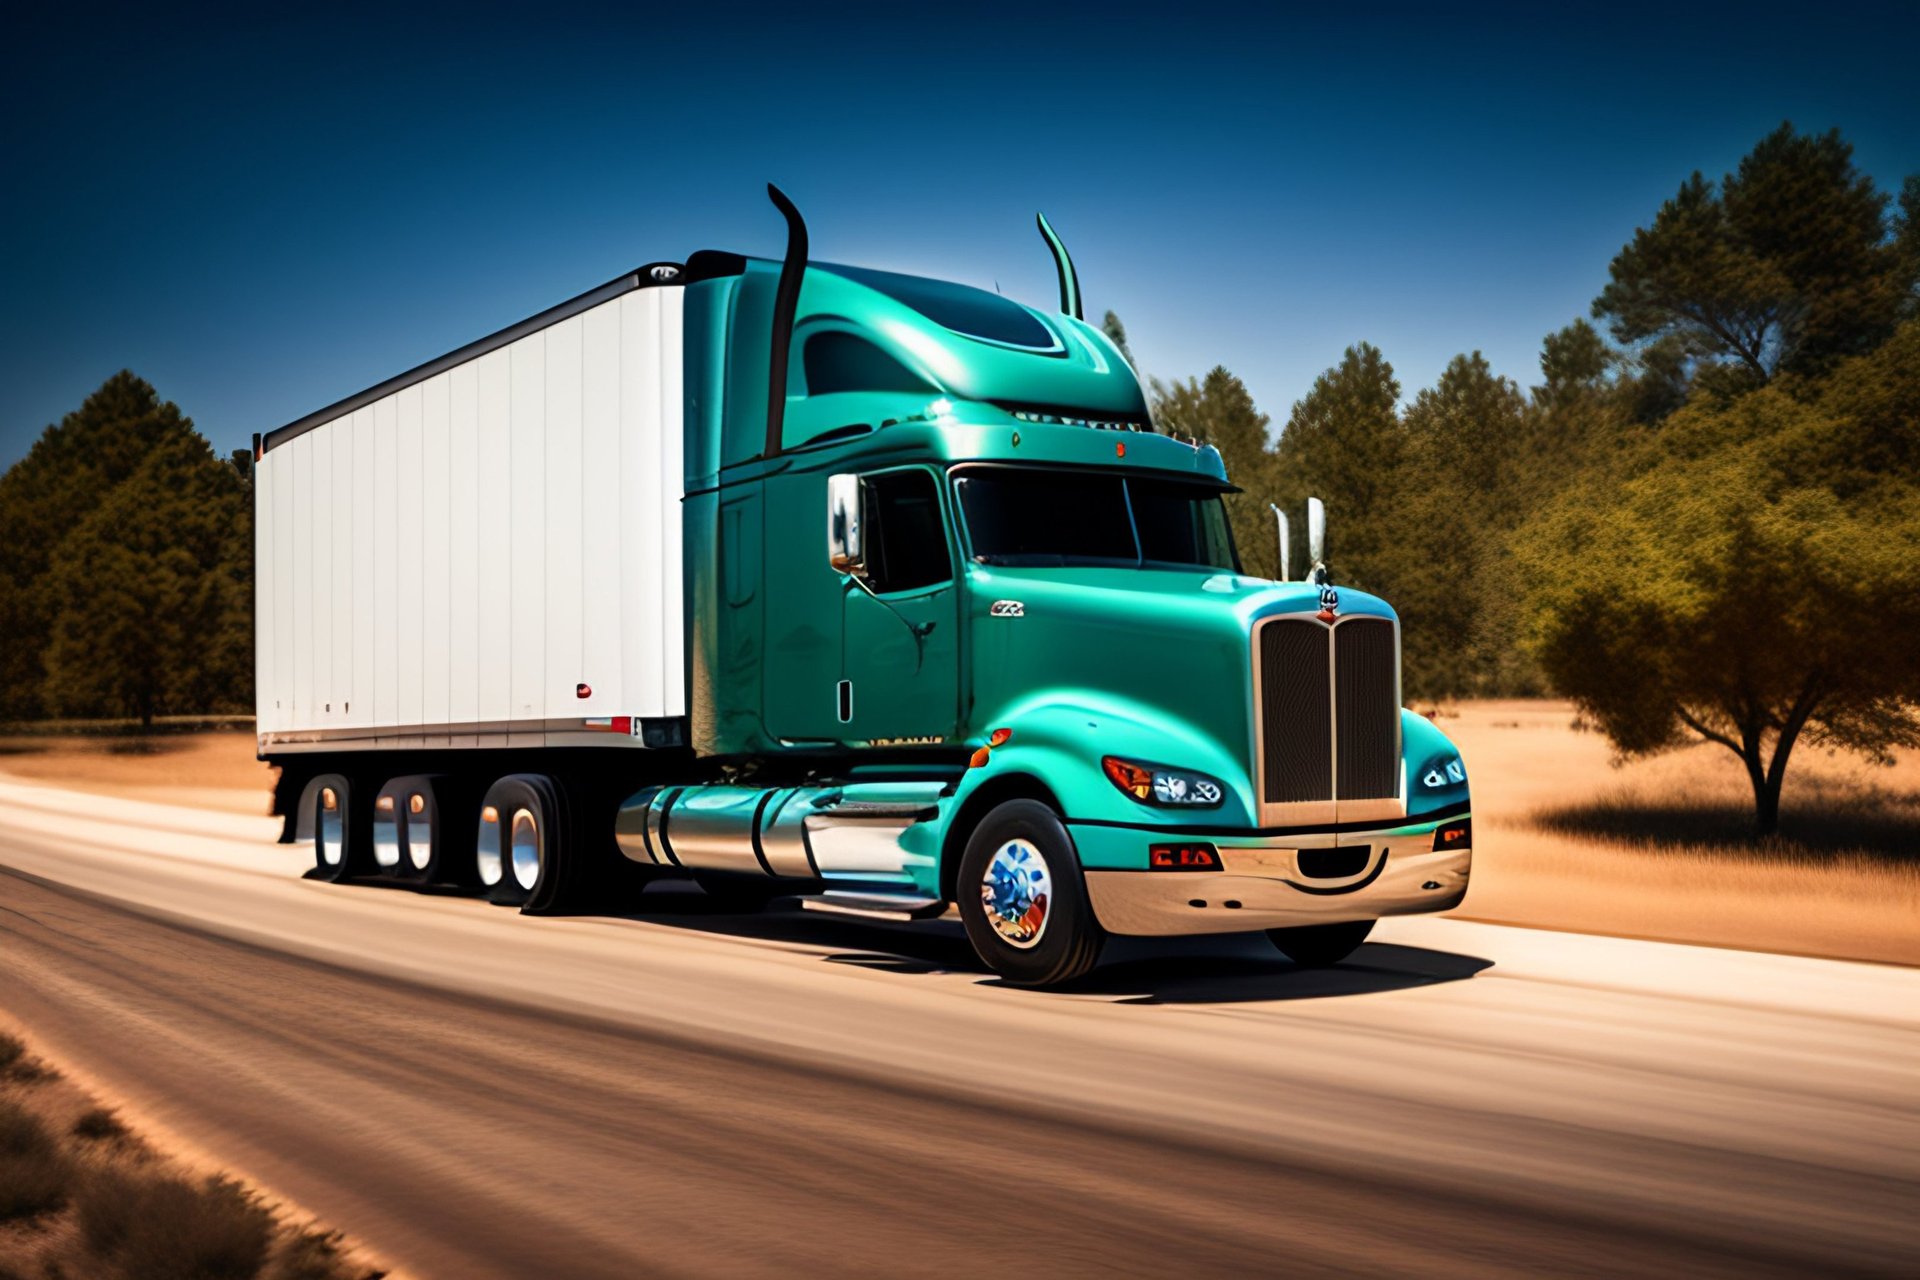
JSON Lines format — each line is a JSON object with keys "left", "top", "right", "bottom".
{"left": 1, "top": 776, "right": 1915, "bottom": 1278}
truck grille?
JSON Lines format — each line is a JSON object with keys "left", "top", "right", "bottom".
{"left": 1258, "top": 616, "right": 1399, "bottom": 806}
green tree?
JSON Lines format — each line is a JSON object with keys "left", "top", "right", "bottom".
{"left": 1593, "top": 124, "right": 1914, "bottom": 384}
{"left": 1270, "top": 343, "right": 1402, "bottom": 586}
{"left": 0, "top": 372, "right": 200, "bottom": 718}
{"left": 1149, "top": 367, "right": 1277, "bottom": 577}
{"left": 1516, "top": 325, "right": 1920, "bottom": 834}
{"left": 1101, "top": 310, "right": 1136, "bottom": 371}
{"left": 40, "top": 429, "right": 253, "bottom": 725}
{"left": 1392, "top": 353, "right": 1534, "bottom": 698}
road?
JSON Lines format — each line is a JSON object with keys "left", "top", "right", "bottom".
{"left": 1, "top": 776, "right": 1915, "bottom": 1278}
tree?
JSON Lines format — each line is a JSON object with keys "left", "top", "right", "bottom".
{"left": 1101, "top": 310, "right": 1137, "bottom": 371}
{"left": 1149, "top": 367, "right": 1278, "bottom": 577}
{"left": 39, "top": 429, "right": 253, "bottom": 725}
{"left": 1270, "top": 343, "right": 1402, "bottom": 585}
{"left": 0, "top": 372, "right": 197, "bottom": 718}
{"left": 1593, "top": 124, "right": 1913, "bottom": 384}
{"left": 1516, "top": 325, "right": 1920, "bottom": 834}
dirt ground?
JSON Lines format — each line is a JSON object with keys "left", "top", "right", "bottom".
{"left": 1, "top": 706, "right": 1914, "bottom": 963}
{"left": 1441, "top": 700, "right": 1919, "bottom": 965}
{"left": 0, "top": 730, "right": 272, "bottom": 815}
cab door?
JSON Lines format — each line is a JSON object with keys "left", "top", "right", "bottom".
{"left": 840, "top": 467, "right": 959, "bottom": 744}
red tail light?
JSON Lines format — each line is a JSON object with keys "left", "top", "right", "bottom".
{"left": 1149, "top": 843, "right": 1221, "bottom": 871}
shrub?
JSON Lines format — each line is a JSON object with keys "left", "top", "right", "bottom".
{"left": 0, "top": 1097, "right": 70, "bottom": 1222}
{"left": 77, "top": 1168, "right": 273, "bottom": 1280}
{"left": 70, "top": 1108, "right": 132, "bottom": 1144}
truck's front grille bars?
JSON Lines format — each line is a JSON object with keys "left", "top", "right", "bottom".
{"left": 1335, "top": 618, "right": 1399, "bottom": 800}
{"left": 1258, "top": 615, "right": 1400, "bottom": 806}
{"left": 1259, "top": 620, "right": 1332, "bottom": 803}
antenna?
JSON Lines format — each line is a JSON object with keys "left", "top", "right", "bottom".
{"left": 765, "top": 183, "right": 809, "bottom": 459}
{"left": 1035, "top": 212, "right": 1083, "bottom": 320}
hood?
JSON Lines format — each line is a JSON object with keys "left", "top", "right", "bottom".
{"left": 965, "top": 565, "right": 1397, "bottom": 816}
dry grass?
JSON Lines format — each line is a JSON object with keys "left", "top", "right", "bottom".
{"left": 0, "top": 1031, "right": 377, "bottom": 1280}
{"left": 1444, "top": 701, "right": 1920, "bottom": 964}
{"left": 0, "top": 1099, "right": 68, "bottom": 1224}
{"left": 0, "top": 728, "right": 271, "bottom": 814}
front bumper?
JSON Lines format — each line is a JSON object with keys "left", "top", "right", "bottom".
{"left": 1074, "top": 813, "right": 1471, "bottom": 937}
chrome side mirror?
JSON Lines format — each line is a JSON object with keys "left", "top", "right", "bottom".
{"left": 1270, "top": 504, "right": 1290, "bottom": 583}
{"left": 827, "top": 473, "right": 867, "bottom": 577}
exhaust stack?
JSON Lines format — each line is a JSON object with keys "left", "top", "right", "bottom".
{"left": 1035, "top": 212, "right": 1083, "bottom": 320}
{"left": 764, "top": 183, "right": 809, "bottom": 459}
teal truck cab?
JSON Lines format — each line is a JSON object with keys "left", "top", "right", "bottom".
{"left": 261, "top": 188, "right": 1472, "bottom": 987}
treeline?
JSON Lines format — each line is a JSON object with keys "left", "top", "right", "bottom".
{"left": 0, "top": 373, "right": 253, "bottom": 725}
{"left": 1139, "top": 123, "right": 1920, "bottom": 830}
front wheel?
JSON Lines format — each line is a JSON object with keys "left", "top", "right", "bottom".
{"left": 956, "top": 800, "right": 1104, "bottom": 988}
{"left": 1266, "top": 919, "right": 1374, "bottom": 968}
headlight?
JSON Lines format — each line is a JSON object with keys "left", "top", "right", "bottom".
{"left": 1420, "top": 755, "right": 1467, "bottom": 789}
{"left": 1102, "top": 756, "right": 1226, "bottom": 807}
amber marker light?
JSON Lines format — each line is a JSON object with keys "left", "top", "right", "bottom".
{"left": 989, "top": 727, "right": 1012, "bottom": 747}
{"left": 481, "top": 805, "right": 500, "bottom": 823}
{"left": 1102, "top": 756, "right": 1155, "bottom": 801}
{"left": 1433, "top": 819, "right": 1472, "bottom": 851}
{"left": 969, "top": 747, "right": 992, "bottom": 769}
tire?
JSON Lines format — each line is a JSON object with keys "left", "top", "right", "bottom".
{"left": 388, "top": 775, "right": 478, "bottom": 888}
{"left": 955, "top": 799, "right": 1104, "bottom": 988}
{"left": 476, "top": 774, "right": 607, "bottom": 913}
{"left": 301, "top": 773, "right": 367, "bottom": 883}
{"left": 1267, "top": 919, "right": 1375, "bottom": 968}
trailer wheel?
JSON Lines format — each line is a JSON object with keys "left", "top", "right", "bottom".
{"left": 955, "top": 799, "right": 1104, "bottom": 988}
{"left": 386, "top": 776, "right": 477, "bottom": 888}
{"left": 301, "top": 774, "right": 365, "bottom": 883}
{"left": 1266, "top": 919, "right": 1374, "bottom": 968}
{"left": 476, "top": 775, "right": 588, "bottom": 911}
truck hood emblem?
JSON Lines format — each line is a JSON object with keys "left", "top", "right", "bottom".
{"left": 1317, "top": 586, "right": 1339, "bottom": 623}
{"left": 990, "top": 600, "right": 1025, "bottom": 618}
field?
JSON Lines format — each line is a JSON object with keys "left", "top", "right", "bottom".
{"left": 1442, "top": 701, "right": 1919, "bottom": 964}
{"left": 1, "top": 703, "right": 1914, "bottom": 964}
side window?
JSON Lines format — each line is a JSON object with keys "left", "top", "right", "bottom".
{"left": 803, "top": 331, "right": 933, "bottom": 395}
{"left": 862, "top": 470, "right": 951, "bottom": 594}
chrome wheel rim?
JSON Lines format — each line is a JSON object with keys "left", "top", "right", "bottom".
{"left": 477, "top": 805, "right": 502, "bottom": 886}
{"left": 509, "top": 808, "right": 541, "bottom": 890}
{"left": 406, "top": 794, "right": 431, "bottom": 870}
{"left": 981, "top": 839, "right": 1051, "bottom": 949}
{"left": 317, "top": 788, "right": 343, "bottom": 866}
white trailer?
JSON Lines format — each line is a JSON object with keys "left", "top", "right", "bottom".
{"left": 254, "top": 270, "right": 688, "bottom": 754}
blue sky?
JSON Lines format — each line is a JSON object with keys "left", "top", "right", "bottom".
{"left": 3, "top": 1, "right": 1916, "bottom": 468}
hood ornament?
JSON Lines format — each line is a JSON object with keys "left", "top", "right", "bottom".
{"left": 1317, "top": 585, "right": 1339, "bottom": 623}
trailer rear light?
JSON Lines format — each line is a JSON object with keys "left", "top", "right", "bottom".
{"left": 1149, "top": 842, "right": 1220, "bottom": 871}
{"left": 1433, "top": 818, "right": 1471, "bottom": 851}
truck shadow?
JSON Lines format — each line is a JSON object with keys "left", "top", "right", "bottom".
{"left": 605, "top": 890, "right": 1493, "bottom": 1006}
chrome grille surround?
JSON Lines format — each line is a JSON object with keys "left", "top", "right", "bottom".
{"left": 1251, "top": 613, "right": 1403, "bottom": 827}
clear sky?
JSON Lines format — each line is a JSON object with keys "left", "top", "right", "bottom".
{"left": 3, "top": 1, "right": 1916, "bottom": 469}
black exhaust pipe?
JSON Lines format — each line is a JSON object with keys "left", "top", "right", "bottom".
{"left": 765, "top": 183, "right": 809, "bottom": 459}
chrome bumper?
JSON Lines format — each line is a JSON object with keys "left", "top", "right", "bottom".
{"left": 1082, "top": 832, "right": 1470, "bottom": 937}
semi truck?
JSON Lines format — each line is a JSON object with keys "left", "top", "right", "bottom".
{"left": 254, "top": 187, "right": 1473, "bottom": 987}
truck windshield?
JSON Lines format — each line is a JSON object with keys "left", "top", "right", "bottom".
{"left": 954, "top": 468, "right": 1239, "bottom": 571}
